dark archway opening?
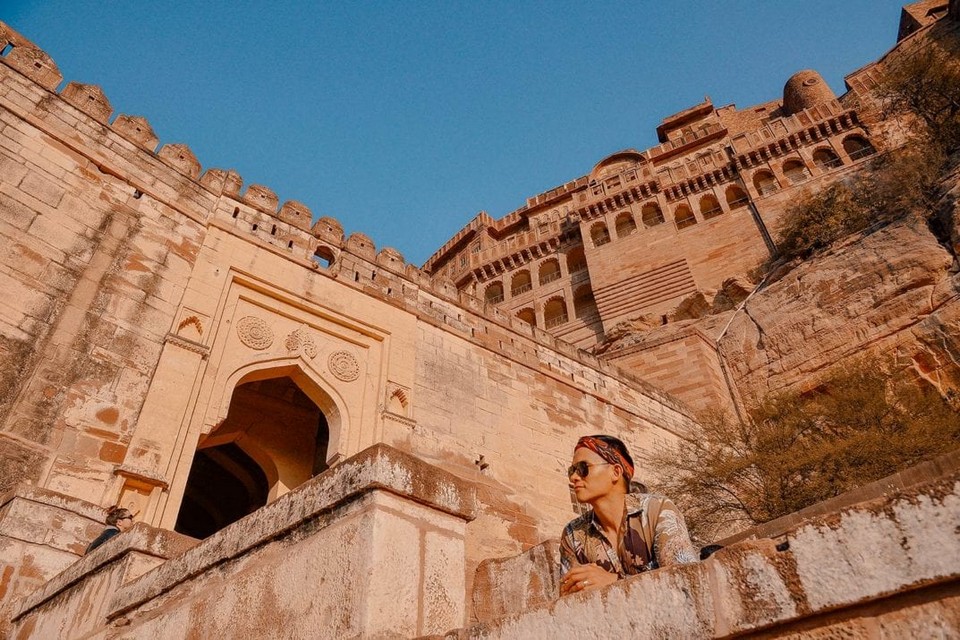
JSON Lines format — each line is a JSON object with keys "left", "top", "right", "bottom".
{"left": 175, "top": 443, "right": 269, "bottom": 539}
{"left": 175, "top": 375, "right": 331, "bottom": 539}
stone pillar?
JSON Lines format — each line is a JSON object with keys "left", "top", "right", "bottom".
{"left": 114, "top": 334, "right": 209, "bottom": 527}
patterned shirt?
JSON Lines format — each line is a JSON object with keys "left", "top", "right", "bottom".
{"left": 559, "top": 492, "right": 698, "bottom": 578}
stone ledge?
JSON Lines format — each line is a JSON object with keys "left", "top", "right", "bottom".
{"left": 0, "top": 484, "right": 107, "bottom": 523}
{"left": 107, "top": 443, "right": 477, "bottom": 618}
{"left": 11, "top": 523, "right": 196, "bottom": 620}
{"left": 439, "top": 473, "right": 960, "bottom": 639}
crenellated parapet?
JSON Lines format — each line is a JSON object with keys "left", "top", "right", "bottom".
{"left": 112, "top": 115, "right": 160, "bottom": 151}
{"left": 60, "top": 82, "right": 112, "bottom": 124}
{"left": 0, "top": 22, "right": 62, "bottom": 90}
{"left": 158, "top": 143, "right": 201, "bottom": 179}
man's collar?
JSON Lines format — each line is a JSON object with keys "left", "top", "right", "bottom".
{"left": 625, "top": 492, "right": 645, "bottom": 515}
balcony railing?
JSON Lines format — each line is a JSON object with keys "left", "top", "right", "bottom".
{"left": 544, "top": 314, "right": 569, "bottom": 328}
{"left": 728, "top": 197, "right": 749, "bottom": 209}
{"left": 701, "top": 206, "right": 724, "bottom": 219}
{"left": 485, "top": 295, "right": 504, "bottom": 305}
{"left": 540, "top": 271, "right": 562, "bottom": 285}
{"left": 815, "top": 157, "right": 844, "bottom": 170}
{"left": 848, "top": 146, "right": 877, "bottom": 161}
{"left": 511, "top": 283, "right": 532, "bottom": 296}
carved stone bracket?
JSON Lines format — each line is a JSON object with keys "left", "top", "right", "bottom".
{"left": 114, "top": 464, "right": 169, "bottom": 490}
{"left": 237, "top": 315, "right": 274, "bottom": 350}
{"left": 164, "top": 333, "right": 211, "bottom": 358}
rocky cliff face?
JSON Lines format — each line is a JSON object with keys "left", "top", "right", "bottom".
{"left": 598, "top": 161, "right": 960, "bottom": 407}
{"left": 723, "top": 219, "right": 959, "bottom": 396}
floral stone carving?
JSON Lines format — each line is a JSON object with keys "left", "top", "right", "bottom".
{"left": 285, "top": 325, "right": 318, "bottom": 359}
{"left": 236, "top": 316, "right": 274, "bottom": 350}
{"left": 328, "top": 350, "right": 360, "bottom": 382}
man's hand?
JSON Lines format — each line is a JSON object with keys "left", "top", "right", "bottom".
{"left": 559, "top": 564, "right": 618, "bottom": 595}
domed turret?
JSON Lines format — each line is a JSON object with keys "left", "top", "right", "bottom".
{"left": 783, "top": 70, "right": 836, "bottom": 116}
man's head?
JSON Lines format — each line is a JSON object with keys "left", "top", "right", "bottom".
{"left": 568, "top": 435, "right": 635, "bottom": 503}
{"left": 106, "top": 506, "right": 134, "bottom": 532}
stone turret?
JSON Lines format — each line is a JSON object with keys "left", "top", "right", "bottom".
{"left": 782, "top": 69, "right": 836, "bottom": 116}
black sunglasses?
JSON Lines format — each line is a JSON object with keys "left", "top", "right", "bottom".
{"left": 567, "top": 461, "right": 612, "bottom": 478}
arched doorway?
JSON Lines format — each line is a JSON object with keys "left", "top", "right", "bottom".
{"left": 175, "top": 375, "right": 331, "bottom": 539}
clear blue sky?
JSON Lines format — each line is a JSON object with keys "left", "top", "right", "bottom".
{"left": 5, "top": 1, "right": 909, "bottom": 266}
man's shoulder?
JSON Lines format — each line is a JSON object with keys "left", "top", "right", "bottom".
{"left": 562, "top": 511, "right": 593, "bottom": 536}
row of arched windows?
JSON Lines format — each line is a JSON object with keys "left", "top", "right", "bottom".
{"left": 753, "top": 136, "right": 875, "bottom": 196}
{"left": 588, "top": 185, "right": 750, "bottom": 246}
{"left": 514, "top": 285, "right": 598, "bottom": 329}
{"left": 483, "top": 248, "right": 589, "bottom": 304}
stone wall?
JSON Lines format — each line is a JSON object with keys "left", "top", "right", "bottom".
{"left": 448, "top": 472, "right": 960, "bottom": 639}
{"left": 0, "top": 19, "right": 698, "bottom": 624}
{"left": 10, "top": 444, "right": 477, "bottom": 639}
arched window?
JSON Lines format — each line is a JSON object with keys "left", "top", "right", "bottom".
{"left": 675, "top": 205, "right": 697, "bottom": 230}
{"left": 573, "top": 285, "right": 598, "bottom": 320}
{"left": 783, "top": 159, "right": 809, "bottom": 184}
{"left": 516, "top": 308, "right": 536, "bottom": 327}
{"left": 313, "top": 245, "right": 336, "bottom": 268}
{"left": 725, "top": 185, "right": 749, "bottom": 209}
{"left": 753, "top": 171, "right": 779, "bottom": 196}
{"left": 813, "top": 148, "right": 842, "bottom": 171}
{"left": 700, "top": 195, "right": 723, "bottom": 219}
{"left": 641, "top": 203, "right": 665, "bottom": 227}
{"left": 843, "top": 135, "right": 876, "bottom": 160}
{"left": 484, "top": 282, "right": 504, "bottom": 304}
{"left": 590, "top": 222, "right": 611, "bottom": 247}
{"left": 614, "top": 212, "right": 637, "bottom": 238}
{"left": 543, "top": 298, "right": 568, "bottom": 328}
{"left": 566, "top": 247, "right": 587, "bottom": 274}
{"left": 511, "top": 270, "right": 532, "bottom": 296}
{"left": 539, "top": 259, "right": 561, "bottom": 285}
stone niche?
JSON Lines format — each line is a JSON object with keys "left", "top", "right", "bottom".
{"left": 10, "top": 444, "right": 477, "bottom": 639}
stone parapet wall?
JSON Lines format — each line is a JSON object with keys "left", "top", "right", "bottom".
{"left": 443, "top": 472, "right": 960, "bottom": 639}
{"left": 10, "top": 444, "right": 478, "bottom": 639}
{"left": 0, "top": 486, "right": 114, "bottom": 637}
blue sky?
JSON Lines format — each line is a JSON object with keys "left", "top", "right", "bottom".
{"left": 5, "top": 1, "right": 909, "bottom": 266}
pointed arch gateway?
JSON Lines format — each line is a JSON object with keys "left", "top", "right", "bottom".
{"left": 174, "top": 360, "right": 347, "bottom": 539}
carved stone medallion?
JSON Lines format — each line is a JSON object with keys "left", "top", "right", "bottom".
{"left": 236, "top": 315, "right": 273, "bottom": 350}
{"left": 328, "top": 350, "right": 360, "bottom": 382}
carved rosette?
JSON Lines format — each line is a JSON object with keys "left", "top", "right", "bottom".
{"left": 236, "top": 316, "right": 274, "bottom": 350}
{"left": 328, "top": 350, "right": 360, "bottom": 382}
{"left": 285, "top": 325, "right": 318, "bottom": 359}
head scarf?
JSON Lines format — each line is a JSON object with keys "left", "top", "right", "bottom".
{"left": 575, "top": 436, "right": 634, "bottom": 481}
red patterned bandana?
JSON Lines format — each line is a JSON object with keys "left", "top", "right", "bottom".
{"left": 575, "top": 436, "right": 634, "bottom": 481}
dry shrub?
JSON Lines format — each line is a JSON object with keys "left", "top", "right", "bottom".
{"left": 648, "top": 359, "right": 960, "bottom": 543}
{"left": 774, "top": 143, "right": 945, "bottom": 263}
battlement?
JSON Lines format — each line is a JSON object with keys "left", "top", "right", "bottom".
{"left": 0, "top": 22, "right": 694, "bottom": 428}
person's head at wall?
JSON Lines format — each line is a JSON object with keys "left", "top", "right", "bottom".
{"left": 567, "top": 434, "right": 635, "bottom": 504}
{"left": 106, "top": 506, "right": 134, "bottom": 532}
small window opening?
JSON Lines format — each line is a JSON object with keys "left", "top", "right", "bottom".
{"left": 287, "top": 240, "right": 293, "bottom": 249}
{"left": 354, "top": 272, "right": 360, "bottom": 282}
{"left": 252, "top": 223, "right": 258, "bottom": 231}
{"left": 232, "top": 207, "right": 239, "bottom": 218}
{"left": 1, "top": 43, "right": 15, "bottom": 57}
{"left": 271, "top": 225, "right": 277, "bottom": 236}
{"left": 313, "top": 246, "right": 335, "bottom": 269}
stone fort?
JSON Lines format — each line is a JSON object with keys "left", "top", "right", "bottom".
{"left": 0, "top": 1, "right": 958, "bottom": 637}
